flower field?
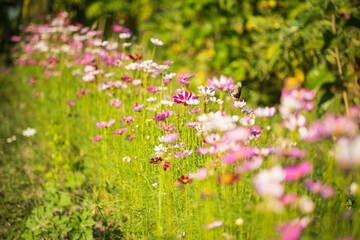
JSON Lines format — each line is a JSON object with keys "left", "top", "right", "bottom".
{"left": 1, "top": 8, "right": 360, "bottom": 240}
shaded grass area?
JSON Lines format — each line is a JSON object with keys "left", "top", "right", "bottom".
{"left": 0, "top": 71, "right": 46, "bottom": 238}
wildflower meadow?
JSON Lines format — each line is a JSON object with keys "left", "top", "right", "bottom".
{"left": 1, "top": 1, "right": 360, "bottom": 240}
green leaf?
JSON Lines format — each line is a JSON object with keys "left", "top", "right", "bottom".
{"left": 305, "top": 65, "right": 335, "bottom": 90}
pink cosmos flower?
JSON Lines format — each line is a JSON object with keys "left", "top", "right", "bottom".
{"left": 305, "top": 179, "right": 335, "bottom": 199}
{"left": 77, "top": 89, "right": 90, "bottom": 98}
{"left": 207, "top": 75, "right": 235, "bottom": 91}
{"left": 157, "top": 122, "right": 177, "bottom": 134}
{"left": 173, "top": 149, "right": 193, "bottom": 158}
{"left": 204, "top": 220, "right": 223, "bottom": 230}
{"left": 335, "top": 136, "right": 360, "bottom": 169}
{"left": 160, "top": 133, "right": 179, "bottom": 143}
{"left": 194, "top": 168, "right": 208, "bottom": 180}
{"left": 276, "top": 148, "right": 307, "bottom": 159}
{"left": 33, "top": 92, "right": 41, "bottom": 98}
{"left": 96, "top": 119, "right": 116, "bottom": 128}
{"left": 112, "top": 128, "right": 127, "bottom": 135}
{"left": 236, "top": 156, "right": 263, "bottom": 173}
{"left": 92, "top": 135, "right": 102, "bottom": 142}
{"left": 254, "top": 106, "right": 276, "bottom": 117}
{"left": 204, "top": 132, "right": 220, "bottom": 145}
{"left": 350, "top": 105, "right": 360, "bottom": 120}
{"left": 126, "top": 134, "right": 135, "bottom": 141}
{"left": 173, "top": 91, "right": 193, "bottom": 106}
{"left": 283, "top": 114, "right": 307, "bottom": 131}
{"left": 10, "top": 35, "right": 21, "bottom": 42}
{"left": 147, "top": 87, "right": 160, "bottom": 93}
{"left": 277, "top": 217, "right": 313, "bottom": 240}
{"left": 132, "top": 104, "right": 144, "bottom": 112}
{"left": 187, "top": 108, "right": 202, "bottom": 114}
{"left": 301, "top": 114, "right": 358, "bottom": 141}
{"left": 253, "top": 147, "right": 272, "bottom": 157}
{"left": 249, "top": 126, "right": 263, "bottom": 135}
{"left": 284, "top": 161, "right": 312, "bottom": 181}
{"left": 110, "top": 99, "right": 122, "bottom": 107}
{"left": 29, "top": 77, "right": 37, "bottom": 84}
{"left": 178, "top": 74, "right": 197, "bottom": 85}
{"left": 253, "top": 165, "right": 285, "bottom": 198}
{"left": 168, "top": 142, "right": 186, "bottom": 148}
{"left": 186, "top": 122, "right": 200, "bottom": 127}
{"left": 112, "top": 24, "right": 123, "bottom": 32}
{"left": 67, "top": 100, "right": 75, "bottom": 106}
{"left": 280, "top": 194, "right": 298, "bottom": 205}
{"left": 153, "top": 110, "right": 173, "bottom": 121}
{"left": 120, "top": 116, "right": 134, "bottom": 125}
{"left": 224, "top": 127, "right": 250, "bottom": 142}
{"left": 131, "top": 79, "right": 141, "bottom": 85}
{"left": 162, "top": 162, "right": 172, "bottom": 171}
{"left": 164, "top": 60, "right": 174, "bottom": 65}
{"left": 222, "top": 148, "right": 254, "bottom": 164}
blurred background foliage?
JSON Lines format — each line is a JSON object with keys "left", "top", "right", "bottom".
{"left": 1, "top": 0, "right": 359, "bottom": 106}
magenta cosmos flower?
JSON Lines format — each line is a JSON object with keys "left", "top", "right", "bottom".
{"left": 178, "top": 74, "right": 197, "bottom": 85}
{"left": 132, "top": 104, "right": 144, "bottom": 112}
{"left": 147, "top": 87, "right": 160, "bottom": 93}
{"left": 112, "top": 128, "right": 127, "bottom": 135}
{"left": 207, "top": 75, "right": 235, "bottom": 91}
{"left": 120, "top": 116, "right": 134, "bottom": 125}
{"left": 111, "top": 24, "right": 123, "bottom": 32}
{"left": 126, "top": 134, "right": 135, "bottom": 141}
{"left": 92, "top": 135, "right": 102, "bottom": 142}
{"left": 173, "top": 91, "right": 193, "bottom": 106}
{"left": 153, "top": 110, "right": 173, "bottom": 121}
{"left": 284, "top": 161, "right": 312, "bottom": 181}
{"left": 96, "top": 119, "right": 115, "bottom": 128}
{"left": 157, "top": 122, "right": 177, "bottom": 135}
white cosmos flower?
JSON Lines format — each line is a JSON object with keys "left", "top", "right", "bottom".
{"left": 216, "top": 99, "right": 224, "bottom": 105}
{"left": 150, "top": 38, "right": 163, "bottom": 46}
{"left": 122, "top": 42, "right": 132, "bottom": 48}
{"left": 23, "top": 127, "right": 36, "bottom": 137}
{"left": 82, "top": 74, "right": 95, "bottom": 82}
{"left": 186, "top": 98, "right": 200, "bottom": 105}
{"left": 6, "top": 135, "right": 16, "bottom": 143}
{"left": 164, "top": 73, "right": 176, "bottom": 80}
{"left": 119, "top": 33, "right": 131, "bottom": 39}
{"left": 198, "top": 86, "right": 215, "bottom": 96}
{"left": 154, "top": 144, "right": 167, "bottom": 157}
{"left": 161, "top": 100, "right": 174, "bottom": 106}
{"left": 146, "top": 97, "right": 157, "bottom": 102}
